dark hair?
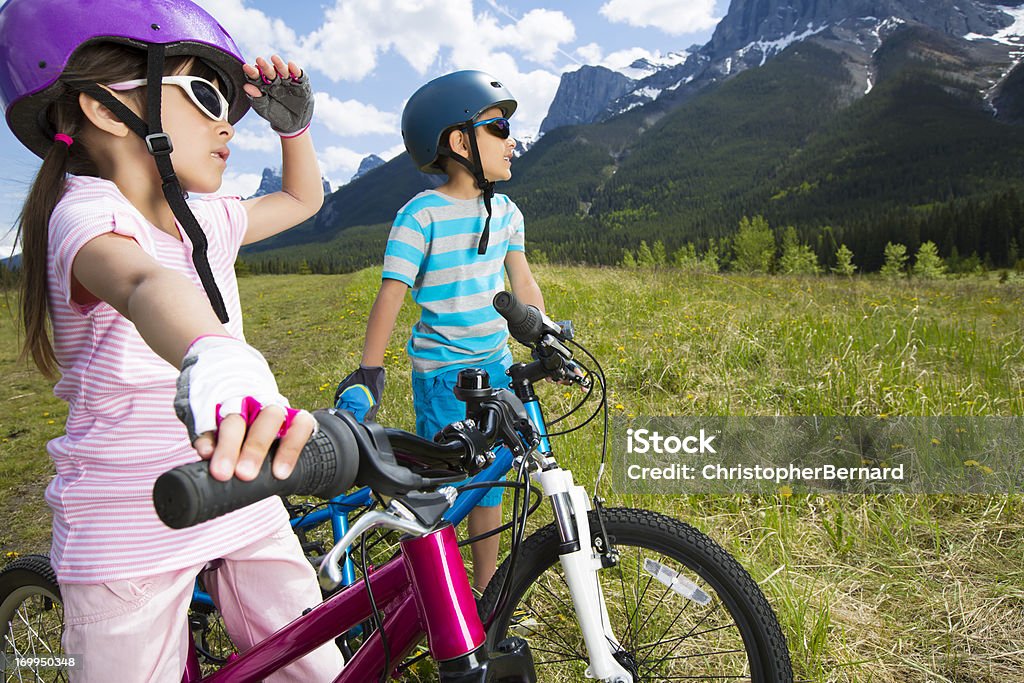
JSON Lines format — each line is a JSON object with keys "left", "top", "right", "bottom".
{"left": 435, "top": 125, "right": 480, "bottom": 176}
{"left": 15, "top": 42, "right": 216, "bottom": 376}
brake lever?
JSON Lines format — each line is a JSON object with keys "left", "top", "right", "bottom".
{"left": 560, "top": 360, "right": 592, "bottom": 390}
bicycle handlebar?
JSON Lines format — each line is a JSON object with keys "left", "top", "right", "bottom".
{"left": 492, "top": 291, "right": 563, "bottom": 347}
{"left": 154, "top": 395, "right": 532, "bottom": 530}
{"left": 154, "top": 410, "right": 362, "bottom": 529}
{"left": 154, "top": 293, "right": 558, "bottom": 531}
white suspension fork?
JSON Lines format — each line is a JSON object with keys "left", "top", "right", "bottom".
{"left": 533, "top": 466, "right": 633, "bottom": 682}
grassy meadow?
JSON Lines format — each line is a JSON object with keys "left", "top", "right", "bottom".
{"left": 2, "top": 265, "right": 1024, "bottom": 682}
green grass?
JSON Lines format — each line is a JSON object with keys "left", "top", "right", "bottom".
{"left": 2, "top": 266, "right": 1024, "bottom": 681}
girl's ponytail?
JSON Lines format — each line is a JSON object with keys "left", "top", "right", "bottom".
{"left": 13, "top": 45, "right": 143, "bottom": 377}
{"left": 17, "top": 134, "right": 74, "bottom": 377}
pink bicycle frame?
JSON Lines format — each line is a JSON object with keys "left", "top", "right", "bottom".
{"left": 183, "top": 523, "right": 484, "bottom": 682}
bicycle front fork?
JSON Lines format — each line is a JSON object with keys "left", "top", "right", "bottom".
{"left": 535, "top": 466, "right": 634, "bottom": 683}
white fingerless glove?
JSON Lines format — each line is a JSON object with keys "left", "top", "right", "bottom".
{"left": 174, "top": 336, "right": 289, "bottom": 442}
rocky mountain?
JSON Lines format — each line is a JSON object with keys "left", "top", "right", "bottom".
{"left": 540, "top": 0, "right": 1024, "bottom": 133}
{"left": 249, "top": 167, "right": 332, "bottom": 198}
{"left": 352, "top": 154, "right": 385, "bottom": 182}
{"left": 539, "top": 66, "right": 639, "bottom": 134}
{"left": 242, "top": 0, "right": 1024, "bottom": 273}
{"left": 540, "top": 53, "right": 691, "bottom": 134}
{"left": 707, "top": 0, "right": 1012, "bottom": 56}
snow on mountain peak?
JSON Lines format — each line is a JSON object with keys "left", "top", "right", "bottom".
{"left": 965, "top": 5, "right": 1024, "bottom": 45}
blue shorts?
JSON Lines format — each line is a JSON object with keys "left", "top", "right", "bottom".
{"left": 412, "top": 359, "right": 511, "bottom": 508}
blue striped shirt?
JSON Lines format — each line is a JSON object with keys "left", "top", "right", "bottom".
{"left": 383, "top": 190, "right": 525, "bottom": 377}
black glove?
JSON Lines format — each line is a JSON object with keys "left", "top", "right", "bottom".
{"left": 333, "top": 366, "right": 385, "bottom": 422}
{"left": 246, "top": 69, "right": 314, "bottom": 135}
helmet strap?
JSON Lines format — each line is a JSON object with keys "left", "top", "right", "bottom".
{"left": 65, "top": 44, "right": 230, "bottom": 323}
{"left": 438, "top": 124, "right": 494, "bottom": 255}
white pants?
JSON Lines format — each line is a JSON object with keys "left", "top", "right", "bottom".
{"left": 61, "top": 520, "right": 345, "bottom": 682}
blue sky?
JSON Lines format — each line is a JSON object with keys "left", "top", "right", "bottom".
{"left": 0, "top": 0, "right": 730, "bottom": 253}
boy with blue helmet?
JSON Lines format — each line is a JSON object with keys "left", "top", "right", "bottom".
{"left": 336, "top": 70, "right": 547, "bottom": 590}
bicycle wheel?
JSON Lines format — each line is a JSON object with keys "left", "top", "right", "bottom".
{"left": 0, "top": 555, "right": 66, "bottom": 683}
{"left": 188, "top": 599, "right": 236, "bottom": 671}
{"left": 478, "top": 507, "right": 793, "bottom": 682}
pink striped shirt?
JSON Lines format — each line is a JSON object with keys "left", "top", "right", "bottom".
{"left": 45, "top": 175, "right": 286, "bottom": 584}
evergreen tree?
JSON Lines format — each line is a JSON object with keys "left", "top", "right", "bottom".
{"left": 636, "top": 240, "right": 655, "bottom": 267}
{"left": 528, "top": 248, "right": 550, "bottom": 265}
{"left": 702, "top": 239, "right": 721, "bottom": 273}
{"left": 832, "top": 244, "right": 857, "bottom": 276}
{"left": 912, "top": 241, "right": 946, "bottom": 279}
{"left": 779, "top": 226, "right": 821, "bottom": 275}
{"left": 880, "top": 242, "right": 908, "bottom": 278}
{"left": 622, "top": 250, "right": 637, "bottom": 268}
{"left": 732, "top": 215, "right": 775, "bottom": 273}
{"left": 673, "top": 243, "right": 700, "bottom": 270}
{"left": 651, "top": 240, "right": 668, "bottom": 267}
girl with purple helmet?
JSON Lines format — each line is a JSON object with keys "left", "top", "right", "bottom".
{"left": 0, "top": 0, "right": 343, "bottom": 679}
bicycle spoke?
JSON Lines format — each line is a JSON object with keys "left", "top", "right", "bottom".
{"left": 481, "top": 509, "right": 791, "bottom": 682}
{"left": 652, "top": 648, "right": 747, "bottom": 662}
{"left": 637, "top": 675, "right": 752, "bottom": 681}
{"left": 637, "top": 600, "right": 735, "bottom": 679}
{"left": 623, "top": 570, "right": 656, "bottom": 649}
{"left": 614, "top": 562, "right": 638, "bottom": 652}
{"left": 514, "top": 594, "right": 583, "bottom": 660}
{"left": 632, "top": 578, "right": 676, "bottom": 640}
{"left": 4, "top": 595, "right": 64, "bottom": 683}
{"left": 635, "top": 621, "right": 741, "bottom": 655}
{"left": 525, "top": 645, "right": 586, "bottom": 662}
{"left": 15, "top": 604, "right": 59, "bottom": 656}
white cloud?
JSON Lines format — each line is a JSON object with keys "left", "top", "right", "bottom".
{"left": 201, "top": 0, "right": 574, "bottom": 106}
{"left": 314, "top": 93, "right": 399, "bottom": 137}
{"left": 230, "top": 125, "right": 279, "bottom": 152}
{"left": 382, "top": 142, "right": 408, "bottom": 162}
{"left": 0, "top": 224, "right": 19, "bottom": 256}
{"left": 502, "top": 9, "right": 576, "bottom": 65}
{"left": 319, "top": 145, "right": 371, "bottom": 183}
{"left": 303, "top": 0, "right": 476, "bottom": 81}
{"left": 600, "top": 47, "right": 661, "bottom": 72}
{"left": 599, "top": 0, "right": 719, "bottom": 36}
{"left": 576, "top": 42, "right": 603, "bottom": 65}
{"left": 192, "top": 0, "right": 304, "bottom": 60}
{"left": 217, "top": 170, "right": 263, "bottom": 198}
{"left": 187, "top": 1, "right": 575, "bottom": 162}
{"left": 491, "top": 66, "right": 561, "bottom": 140}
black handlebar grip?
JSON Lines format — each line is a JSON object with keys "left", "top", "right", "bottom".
{"left": 493, "top": 291, "right": 543, "bottom": 345}
{"left": 153, "top": 410, "right": 360, "bottom": 529}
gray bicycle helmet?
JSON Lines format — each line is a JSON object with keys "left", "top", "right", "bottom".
{"left": 401, "top": 70, "right": 516, "bottom": 174}
{"left": 401, "top": 71, "right": 516, "bottom": 254}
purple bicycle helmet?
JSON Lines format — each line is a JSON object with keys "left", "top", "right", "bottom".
{"left": 0, "top": 0, "right": 250, "bottom": 158}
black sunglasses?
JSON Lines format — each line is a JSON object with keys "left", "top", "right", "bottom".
{"left": 472, "top": 116, "right": 511, "bottom": 139}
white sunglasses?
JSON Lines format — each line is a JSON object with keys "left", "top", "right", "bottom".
{"left": 106, "top": 76, "right": 229, "bottom": 122}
